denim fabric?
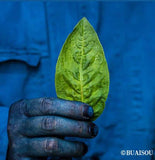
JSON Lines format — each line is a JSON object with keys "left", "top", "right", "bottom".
{"left": 0, "top": 2, "right": 155, "bottom": 160}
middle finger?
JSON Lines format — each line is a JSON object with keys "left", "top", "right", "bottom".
{"left": 22, "top": 116, "right": 98, "bottom": 138}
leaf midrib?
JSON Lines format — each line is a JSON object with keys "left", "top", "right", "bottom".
{"left": 79, "top": 21, "right": 84, "bottom": 102}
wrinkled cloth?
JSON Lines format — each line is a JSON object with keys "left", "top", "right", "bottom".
{"left": 0, "top": 2, "right": 155, "bottom": 160}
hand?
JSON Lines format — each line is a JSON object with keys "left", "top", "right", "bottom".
{"left": 7, "top": 98, "right": 98, "bottom": 160}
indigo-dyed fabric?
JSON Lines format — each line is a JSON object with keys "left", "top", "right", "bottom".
{"left": 0, "top": 2, "right": 155, "bottom": 160}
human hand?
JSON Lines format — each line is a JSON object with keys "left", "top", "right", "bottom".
{"left": 7, "top": 98, "right": 98, "bottom": 160}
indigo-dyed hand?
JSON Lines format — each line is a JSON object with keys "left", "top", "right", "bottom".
{"left": 7, "top": 98, "right": 98, "bottom": 160}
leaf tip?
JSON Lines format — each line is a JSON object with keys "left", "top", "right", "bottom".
{"left": 79, "top": 17, "right": 90, "bottom": 24}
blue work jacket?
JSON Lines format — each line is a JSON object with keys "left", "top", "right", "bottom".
{"left": 0, "top": 2, "right": 155, "bottom": 160}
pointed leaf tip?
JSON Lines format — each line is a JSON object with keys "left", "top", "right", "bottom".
{"left": 80, "top": 17, "right": 89, "bottom": 23}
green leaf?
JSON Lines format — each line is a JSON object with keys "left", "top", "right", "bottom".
{"left": 55, "top": 17, "right": 109, "bottom": 120}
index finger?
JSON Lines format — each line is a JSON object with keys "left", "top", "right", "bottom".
{"left": 24, "top": 98, "right": 93, "bottom": 120}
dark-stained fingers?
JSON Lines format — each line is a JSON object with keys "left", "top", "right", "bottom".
{"left": 24, "top": 98, "right": 93, "bottom": 120}
{"left": 24, "top": 137, "right": 88, "bottom": 158}
{"left": 23, "top": 116, "right": 98, "bottom": 138}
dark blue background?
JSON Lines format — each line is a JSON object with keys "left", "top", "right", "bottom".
{"left": 0, "top": 1, "right": 155, "bottom": 160}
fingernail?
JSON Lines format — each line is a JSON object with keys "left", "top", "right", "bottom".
{"left": 88, "top": 123, "right": 98, "bottom": 137}
{"left": 83, "top": 143, "right": 88, "bottom": 155}
{"left": 83, "top": 105, "right": 94, "bottom": 118}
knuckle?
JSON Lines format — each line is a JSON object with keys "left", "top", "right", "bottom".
{"left": 39, "top": 97, "right": 46, "bottom": 105}
{"left": 44, "top": 138, "right": 59, "bottom": 153}
{"left": 39, "top": 97, "right": 52, "bottom": 114}
{"left": 41, "top": 116, "right": 56, "bottom": 131}
{"left": 24, "top": 100, "right": 31, "bottom": 116}
{"left": 40, "top": 97, "right": 48, "bottom": 108}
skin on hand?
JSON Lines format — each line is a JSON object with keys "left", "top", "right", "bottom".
{"left": 7, "top": 98, "right": 98, "bottom": 160}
